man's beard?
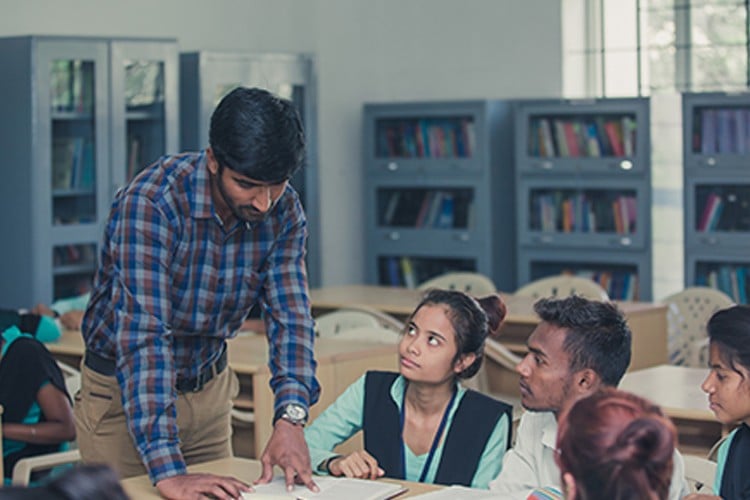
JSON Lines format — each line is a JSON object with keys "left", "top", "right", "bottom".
{"left": 216, "top": 173, "right": 279, "bottom": 223}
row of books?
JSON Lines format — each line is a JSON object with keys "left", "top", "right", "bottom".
{"left": 50, "top": 60, "right": 94, "bottom": 113}
{"left": 528, "top": 115, "right": 637, "bottom": 158}
{"left": 694, "top": 107, "right": 750, "bottom": 155}
{"left": 381, "top": 190, "right": 472, "bottom": 229}
{"left": 375, "top": 118, "right": 476, "bottom": 158}
{"left": 52, "top": 137, "right": 95, "bottom": 190}
{"left": 695, "top": 189, "right": 750, "bottom": 232}
{"left": 531, "top": 193, "right": 637, "bottom": 234}
{"left": 53, "top": 244, "right": 96, "bottom": 267}
{"left": 697, "top": 266, "right": 749, "bottom": 304}
{"left": 562, "top": 270, "right": 639, "bottom": 301}
{"left": 380, "top": 256, "right": 473, "bottom": 288}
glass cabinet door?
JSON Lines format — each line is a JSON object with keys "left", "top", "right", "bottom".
{"left": 48, "top": 57, "right": 99, "bottom": 226}
{"left": 110, "top": 41, "right": 178, "bottom": 190}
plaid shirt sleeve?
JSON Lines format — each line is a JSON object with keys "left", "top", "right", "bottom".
{"left": 109, "top": 191, "right": 186, "bottom": 483}
{"left": 262, "top": 201, "right": 320, "bottom": 415}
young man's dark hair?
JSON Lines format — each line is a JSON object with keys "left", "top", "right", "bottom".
{"left": 534, "top": 295, "right": 632, "bottom": 386}
{"left": 209, "top": 87, "right": 306, "bottom": 182}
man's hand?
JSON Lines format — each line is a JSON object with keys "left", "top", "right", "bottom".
{"left": 156, "top": 473, "right": 251, "bottom": 500}
{"left": 328, "top": 450, "right": 384, "bottom": 480}
{"left": 255, "top": 419, "right": 319, "bottom": 492}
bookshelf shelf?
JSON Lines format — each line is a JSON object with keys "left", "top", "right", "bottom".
{"left": 683, "top": 92, "right": 750, "bottom": 303}
{"left": 516, "top": 98, "right": 652, "bottom": 301}
{"left": 364, "top": 100, "right": 515, "bottom": 291}
{"left": 0, "top": 35, "right": 178, "bottom": 307}
{"left": 179, "top": 51, "right": 321, "bottom": 287}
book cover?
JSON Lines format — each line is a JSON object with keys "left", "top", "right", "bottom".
{"left": 400, "top": 257, "right": 417, "bottom": 289}
{"left": 245, "top": 476, "right": 406, "bottom": 500}
{"left": 603, "top": 120, "right": 625, "bottom": 156}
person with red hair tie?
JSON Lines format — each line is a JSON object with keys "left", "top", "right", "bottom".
{"left": 552, "top": 388, "right": 677, "bottom": 500}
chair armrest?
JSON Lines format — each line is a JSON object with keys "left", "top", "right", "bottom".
{"left": 12, "top": 449, "right": 81, "bottom": 486}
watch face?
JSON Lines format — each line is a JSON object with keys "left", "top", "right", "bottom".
{"left": 284, "top": 404, "right": 307, "bottom": 422}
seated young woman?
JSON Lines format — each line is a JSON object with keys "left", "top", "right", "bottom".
{"left": 1, "top": 325, "right": 75, "bottom": 484}
{"left": 552, "top": 387, "right": 677, "bottom": 500}
{"left": 687, "top": 305, "right": 750, "bottom": 500}
{"left": 304, "top": 288, "right": 513, "bottom": 489}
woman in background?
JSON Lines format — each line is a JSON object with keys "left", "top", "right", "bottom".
{"left": 0, "top": 325, "right": 75, "bottom": 484}
{"left": 304, "top": 288, "right": 513, "bottom": 489}
{"left": 555, "top": 388, "right": 676, "bottom": 500}
{"left": 687, "top": 305, "right": 750, "bottom": 499}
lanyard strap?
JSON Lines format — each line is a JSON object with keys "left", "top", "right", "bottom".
{"left": 400, "top": 384, "right": 458, "bottom": 482}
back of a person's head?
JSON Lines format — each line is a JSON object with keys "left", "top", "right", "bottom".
{"left": 412, "top": 289, "right": 506, "bottom": 379}
{"left": 0, "top": 465, "right": 129, "bottom": 500}
{"left": 707, "top": 305, "right": 750, "bottom": 372}
{"left": 209, "top": 86, "right": 306, "bottom": 182}
{"left": 556, "top": 388, "right": 676, "bottom": 500}
{"left": 534, "top": 296, "right": 632, "bottom": 386}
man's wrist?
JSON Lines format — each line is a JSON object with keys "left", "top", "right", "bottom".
{"left": 273, "top": 403, "right": 309, "bottom": 426}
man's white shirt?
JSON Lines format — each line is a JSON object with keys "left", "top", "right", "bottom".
{"left": 489, "top": 410, "right": 690, "bottom": 499}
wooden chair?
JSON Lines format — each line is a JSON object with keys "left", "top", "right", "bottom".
{"left": 315, "top": 306, "right": 404, "bottom": 338}
{"left": 683, "top": 454, "right": 718, "bottom": 494}
{"left": 417, "top": 272, "right": 497, "bottom": 295}
{"left": 662, "top": 287, "right": 734, "bottom": 367}
{"left": 515, "top": 275, "right": 610, "bottom": 301}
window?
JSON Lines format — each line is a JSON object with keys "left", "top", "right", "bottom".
{"left": 564, "top": 0, "right": 750, "bottom": 97}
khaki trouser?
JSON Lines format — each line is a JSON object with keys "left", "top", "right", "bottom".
{"left": 74, "top": 361, "right": 239, "bottom": 479}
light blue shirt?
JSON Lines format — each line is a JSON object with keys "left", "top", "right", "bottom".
{"left": 713, "top": 427, "right": 738, "bottom": 494}
{"left": 304, "top": 373, "right": 509, "bottom": 489}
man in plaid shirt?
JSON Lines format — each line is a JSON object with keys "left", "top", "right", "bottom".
{"left": 75, "top": 87, "right": 320, "bottom": 499}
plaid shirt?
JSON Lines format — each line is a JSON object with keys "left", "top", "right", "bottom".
{"left": 81, "top": 151, "right": 319, "bottom": 483}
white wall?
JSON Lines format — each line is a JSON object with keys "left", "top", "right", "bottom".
{"left": 1, "top": 0, "right": 564, "bottom": 286}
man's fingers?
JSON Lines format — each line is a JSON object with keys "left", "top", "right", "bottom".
{"left": 254, "top": 460, "right": 275, "bottom": 485}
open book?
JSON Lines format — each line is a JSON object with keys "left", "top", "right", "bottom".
{"left": 243, "top": 476, "right": 407, "bottom": 500}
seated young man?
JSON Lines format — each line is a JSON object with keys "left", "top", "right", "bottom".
{"left": 488, "top": 295, "right": 688, "bottom": 499}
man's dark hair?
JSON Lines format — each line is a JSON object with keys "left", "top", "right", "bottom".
{"left": 209, "top": 87, "right": 306, "bottom": 182}
{"left": 534, "top": 295, "right": 632, "bottom": 386}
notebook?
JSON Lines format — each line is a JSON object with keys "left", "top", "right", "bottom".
{"left": 243, "top": 476, "right": 407, "bottom": 500}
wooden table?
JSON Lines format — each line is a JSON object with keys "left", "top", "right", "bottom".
{"left": 311, "top": 285, "right": 669, "bottom": 371}
{"left": 619, "top": 364, "right": 726, "bottom": 454}
{"left": 46, "top": 330, "right": 399, "bottom": 458}
{"left": 120, "top": 456, "right": 439, "bottom": 499}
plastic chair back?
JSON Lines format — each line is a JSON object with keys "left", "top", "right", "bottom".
{"left": 515, "top": 275, "right": 610, "bottom": 301}
{"left": 662, "top": 286, "right": 734, "bottom": 367}
{"left": 417, "top": 272, "right": 497, "bottom": 295}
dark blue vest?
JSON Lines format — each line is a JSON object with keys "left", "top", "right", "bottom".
{"left": 362, "top": 370, "right": 512, "bottom": 486}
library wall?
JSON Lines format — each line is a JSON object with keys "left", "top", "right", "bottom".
{"left": 0, "top": 0, "right": 564, "bottom": 287}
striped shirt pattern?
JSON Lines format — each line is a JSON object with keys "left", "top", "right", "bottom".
{"left": 81, "top": 151, "right": 319, "bottom": 483}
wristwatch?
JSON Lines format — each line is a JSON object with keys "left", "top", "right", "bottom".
{"left": 274, "top": 403, "right": 308, "bottom": 426}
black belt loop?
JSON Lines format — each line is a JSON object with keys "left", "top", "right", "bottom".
{"left": 84, "top": 344, "right": 228, "bottom": 393}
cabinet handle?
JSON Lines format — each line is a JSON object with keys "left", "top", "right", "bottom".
{"left": 700, "top": 236, "right": 718, "bottom": 245}
{"left": 535, "top": 235, "right": 554, "bottom": 244}
{"left": 386, "top": 162, "right": 399, "bottom": 172}
{"left": 537, "top": 161, "right": 554, "bottom": 170}
{"left": 619, "top": 160, "right": 634, "bottom": 171}
{"left": 705, "top": 157, "right": 717, "bottom": 167}
{"left": 454, "top": 233, "right": 470, "bottom": 242}
{"left": 615, "top": 236, "right": 632, "bottom": 246}
{"left": 386, "top": 231, "right": 400, "bottom": 241}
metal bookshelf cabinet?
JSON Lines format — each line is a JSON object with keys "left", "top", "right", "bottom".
{"left": 683, "top": 92, "right": 750, "bottom": 303}
{"left": 0, "top": 35, "right": 179, "bottom": 308}
{"left": 179, "top": 51, "right": 321, "bottom": 287}
{"left": 363, "top": 100, "right": 515, "bottom": 291}
{"left": 515, "top": 98, "right": 653, "bottom": 300}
